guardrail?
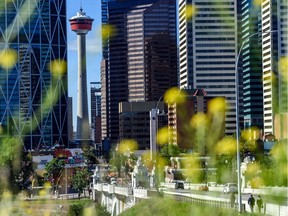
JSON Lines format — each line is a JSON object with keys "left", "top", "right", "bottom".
{"left": 114, "top": 186, "right": 132, "bottom": 196}
{"left": 134, "top": 189, "right": 148, "bottom": 199}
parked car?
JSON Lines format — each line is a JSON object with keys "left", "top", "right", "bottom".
{"left": 198, "top": 184, "right": 209, "bottom": 191}
{"left": 223, "top": 183, "right": 237, "bottom": 194}
{"left": 175, "top": 181, "right": 184, "bottom": 189}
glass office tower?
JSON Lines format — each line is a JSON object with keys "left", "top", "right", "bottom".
{"left": 101, "top": 0, "right": 177, "bottom": 146}
{"left": 240, "top": 0, "right": 263, "bottom": 130}
{"left": 0, "top": 0, "right": 68, "bottom": 150}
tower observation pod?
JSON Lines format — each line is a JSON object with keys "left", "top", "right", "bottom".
{"left": 69, "top": 9, "right": 94, "bottom": 146}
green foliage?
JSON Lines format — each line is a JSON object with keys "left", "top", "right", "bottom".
{"left": 109, "top": 151, "right": 128, "bottom": 177}
{"left": 215, "top": 155, "right": 236, "bottom": 184}
{"left": 95, "top": 203, "right": 111, "bottom": 216}
{"left": 159, "top": 144, "right": 182, "bottom": 158}
{"left": 159, "top": 144, "right": 183, "bottom": 165}
{"left": 261, "top": 141, "right": 287, "bottom": 187}
{"left": 119, "top": 197, "right": 256, "bottom": 216}
{"left": 82, "top": 146, "right": 99, "bottom": 165}
{"left": 13, "top": 151, "right": 34, "bottom": 190}
{"left": 71, "top": 168, "right": 91, "bottom": 197}
{"left": 0, "top": 137, "right": 34, "bottom": 195}
{"left": 67, "top": 200, "right": 111, "bottom": 216}
{"left": 67, "top": 201, "right": 86, "bottom": 216}
{"left": 44, "top": 158, "right": 65, "bottom": 188}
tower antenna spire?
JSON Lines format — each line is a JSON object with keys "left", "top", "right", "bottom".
{"left": 80, "top": 0, "right": 83, "bottom": 11}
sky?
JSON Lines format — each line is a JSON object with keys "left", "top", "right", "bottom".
{"left": 67, "top": 0, "right": 102, "bottom": 129}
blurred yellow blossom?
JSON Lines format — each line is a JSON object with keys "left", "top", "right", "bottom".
{"left": 253, "top": 0, "right": 262, "bottom": 6}
{"left": 118, "top": 139, "right": 138, "bottom": 154}
{"left": 49, "top": 59, "right": 67, "bottom": 77}
{"left": 241, "top": 127, "right": 260, "bottom": 141}
{"left": 208, "top": 97, "right": 226, "bottom": 114}
{"left": 185, "top": 4, "right": 197, "bottom": 20}
{"left": 183, "top": 154, "right": 201, "bottom": 182}
{"left": 157, "top": 126, "right": 169, "bottom": 145}
{"left": 190, "top": 112, "right": 208, "bottom": 128}
{"left": 215, "top": 136, "right": 237, "bottom": 155}
{"left": 101, "top": 24, "right": 117, "bottom": 41}
{"left": 0, "top": 49, "right": 17, "bottom": 69}
{"left": 164, "top": 87, "right": 186, "bottom": 105}
{"left": 278, "top": 56, "right": 288, "bottom": 79}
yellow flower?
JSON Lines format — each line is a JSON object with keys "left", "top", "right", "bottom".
{"left": 118, "top": 139, "right": 138, "bottom": 154}
{"left": 241, "top": 127, "right": 260, "bottom": 141}
{"left": 278, "top": 56, "right": 288, "bottom": 80}
{"left": 0, "top": 49, "right": 17, "bottom": 69}
{"left": 49, "top": 59, "right": 67, "bottom": 77}
{"left": 215, "top": 136, "right": 237, "bottom": 155}
{"left": 190, "top": 112, "right": 208, "bottom": 128}
{"left": 164, "top": 87, "right": 186, "bottom": 105}
{"left": 253, "top": 0, "right": 262, "bottom": 6}
{"left": 101, "top": 24, "right": 117, "bottom": 41}
{"left": 185, "top": 4, "right": 197, "bottom": 20}
{"left": 157, "top": 126, "right": 169, "bottom": 146}
{"left": 208, "top": 97, "right": 226, "bottom": 114}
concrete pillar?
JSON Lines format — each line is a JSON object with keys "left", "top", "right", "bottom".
{"left": 76, "top": 34, "right": 90, "bottom": 142}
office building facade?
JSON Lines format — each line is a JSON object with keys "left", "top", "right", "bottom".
{"left": 119, "top": 101, "right": 166, "bottom": 150}
{"left": 261, "top": 0, "right": 287, "bottom": 135}
{"left": 167, "top": 89, "right": 222, "bottom": 154}
{"left": 90, "top": 82, "right": 102, "bottom": 144}
{"left": 101, "top": 0, "right": 177, "bottom": 146}
{"left": 0, "top": 1, "right": 68, "bottom": 150}
{"left": 178, "top": 0, "right": 238, "bottom": 134}
{"left": 240, "top": 0, "right": 263, "bottom": 130}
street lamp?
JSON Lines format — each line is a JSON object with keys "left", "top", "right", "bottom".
{"left": 235, "top": 30, "right": 277, "bottom": 213}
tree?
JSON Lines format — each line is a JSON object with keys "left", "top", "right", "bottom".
{"left": 71, "top": 167, "right": 91, "bottom": 198}
{"left": 109, "top": 151, "right": 127, "bottom": 177}
{"left": 13, "top": 150, "right": 34, "bottom": 191}
{"left": 44, "top": 158, "right": 65, "bottom": 192}
{"left": 159, "top": 144, "right": 183, "bottom": 165}
{"left": 82, "top": 146, "right": 99, "bottom": 165}
{"left": 0, "top": 136, "right": 29, "bottom": 195}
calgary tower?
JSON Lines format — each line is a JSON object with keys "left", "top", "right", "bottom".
{"left": 69, "top": 8, "right": 93, "bottom": 146}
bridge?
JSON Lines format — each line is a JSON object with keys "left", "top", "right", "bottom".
{"left": 91, "top": 180, "right": 288, "bottom": 216}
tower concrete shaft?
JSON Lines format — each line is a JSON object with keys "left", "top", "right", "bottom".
{"left": 76, "top": 33, "right": 89, "bottom": 141}
{"left": 69, "top": 9, "right": 94, "bottom": 144}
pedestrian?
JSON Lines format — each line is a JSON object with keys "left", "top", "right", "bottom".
{"left": 257, "top": 195, "right": 263, "bottom": 213}
{"left": 248, "top": 194, "right": 255, "bottom": 213}
{"left": 230, "top": 192, "right": 236, "bottom": 208}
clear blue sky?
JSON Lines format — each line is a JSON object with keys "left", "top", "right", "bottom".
{"left": 67, "top": 0, "right": 102, "bottom": 129}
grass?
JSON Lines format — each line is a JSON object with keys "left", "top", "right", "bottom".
{"left": 119, "top": 197, "right": 263, "bottom": 216}
{"left": 1, "top": 198, "right": 94, "bottom": 216}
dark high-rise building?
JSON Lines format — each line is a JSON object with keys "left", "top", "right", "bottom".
{"left": 90, "top": 82, "right": 101, "bottom": 144}
{"left": 240, "top": 1, "right": 263, "bottom": 130}
{"left": 167, "top": 89, "right": 222, "bottom": 154}
{"left": 68, "top": 97, "right": 74, "bottom": 143}
{"left": 0, "top": 1, "right": 68, "bottom": 150}
{"left": 119, "top": 101, "right": 166, "bottom": 150}
{"left": 101, "top": 0, "right": 177, "bottom": 146}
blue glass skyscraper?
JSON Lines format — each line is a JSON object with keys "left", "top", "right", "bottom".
{"left": 0, "top": 0, "right": 68, "bottom": 150}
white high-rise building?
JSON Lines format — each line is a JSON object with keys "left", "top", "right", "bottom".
{"left": 178, "top": 0, "right": 238, "bottom": 134}
{"left": 261, "top": 0, "right": 287, "bottom": 135}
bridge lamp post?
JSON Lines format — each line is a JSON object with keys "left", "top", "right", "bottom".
{"left": 235, "top": 30, "right": 277, "bottom": 213}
